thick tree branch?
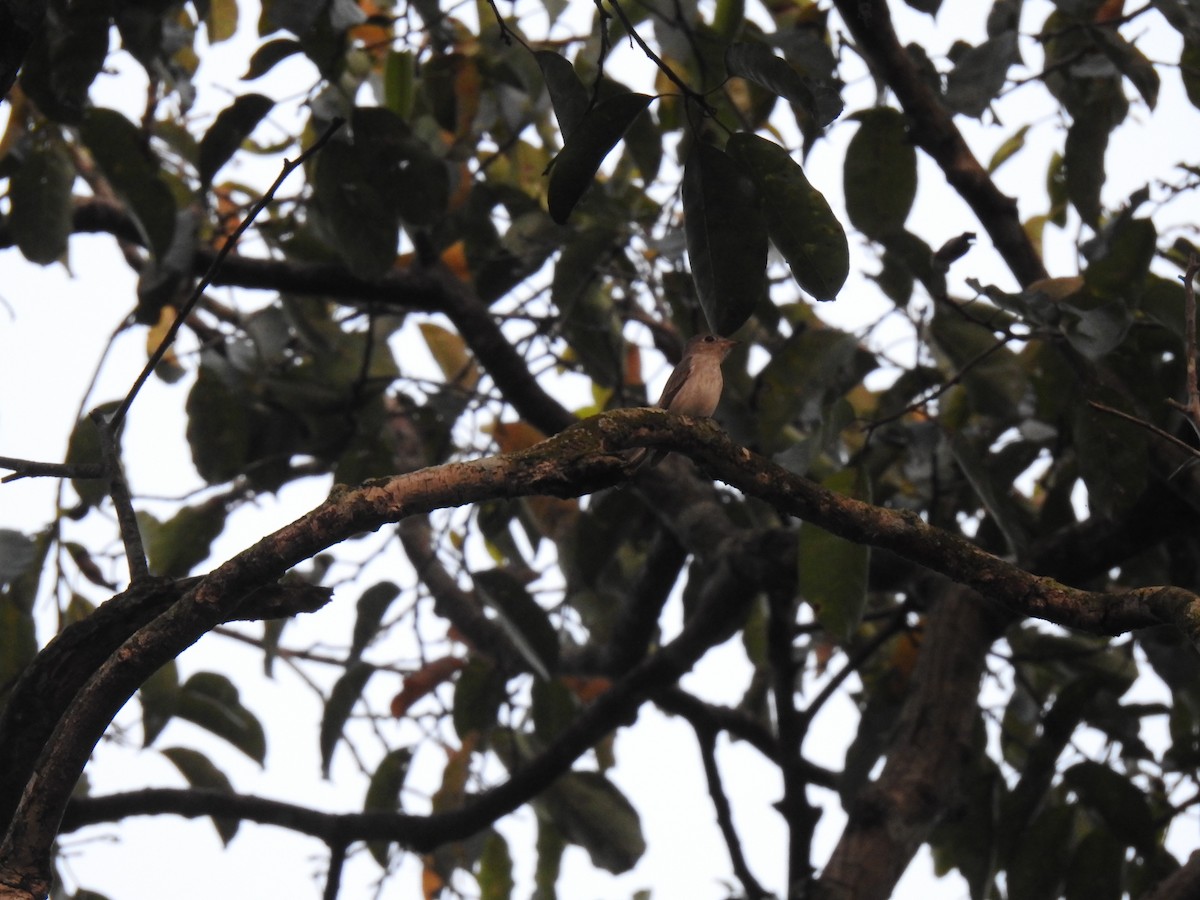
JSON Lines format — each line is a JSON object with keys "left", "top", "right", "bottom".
{"left": 815, "top": 584, "right": 1003, "bottom": 900}
{"left": 6, "top": 410, "right": 1200, "bottom": 895}
{"left": 832, "top": 0, "right": 1048, "bottom": 289}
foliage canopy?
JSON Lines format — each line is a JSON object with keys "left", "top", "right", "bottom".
{"left": 3, "top": 0, "right": 1200, "bottom": 898}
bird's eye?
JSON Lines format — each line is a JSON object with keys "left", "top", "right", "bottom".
{"left": 703, "top": 335, "right": 715, "bottom": 343}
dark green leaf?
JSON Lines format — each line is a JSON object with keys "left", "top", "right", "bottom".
{"left": 1093, "top": 27, "right": 1160, "bottom": 109}
{"left": 17, "top": 1, "right": 109, "bottom": 124}
{"left": 314, "top": 138, "right": 400, "bottom": 279}
{"left": 945, "top": 31, "right": 1020, "bottom": 117}
{"left": 198, "top": 93, "right": 274, "bottom": 186}
{"left": 141, "top": 497, "right": 227, "bottom": 578}
{"left": 533, "top": 815, "right": 566, "bottom": 900}
{"left": 1182, "top": 40, "right": 1200, "bottom": 109}
{"left": 479, "top": 831, "right": 515, "bottom": 900}
{"left": 351, "top": 107, "right": 449, "bottom": 228}
{"left": 364, "top": 746, "right": 414, "bottom": 865}
{"left": 725, "top": 42, "right": 842, "bottom": 127}
{"left": 1084, "top": 216, "right": 1156, "bottom": 305}
{"left": 162, "top": 746, "right": 239, "bottom": 844}
{"left": 1064, "top": 760, "right": 1157, "bottom": 851}
{"left": 0, "top": 596, "right": 38, "bottom": 708}
{"left": 1064, "top": 827, "right": 1123, "bottom": 900}
{"left": 452, "top": 657, "right": 507, "bottom": 738}
{"left": 547, "top": 92, "right": 653, "bottom": 224}
{"left": 319, "top": 661, "right": 374, "bottom": 776}
{"left": 242, "top": 38, "right": 302, "bottom": 80}
{"left": 799, "top": 467, "right": 870, "bottom": 642}
{"left": 474, "top": 569, "right": 559, "bottom": 679}
{"left": 9, "top": 139, "right": 75, "bottom": 265}
{"left": 79, "top": 108, "right": 177, "bottom": 259}
{"left": 1006, "top": 804, "right": 1075, "bottom": 900}
{"left": 536, "top": 771, "right": 645, "bottom": 874}
{"left": 1072, "top": 389, "right": 1147, "bottom": 518}
{"left": 725, "top": 133, "right": 847, "bottom": 300}
{"left": 177, "top": 672, "right": 267, "bottom": 764}
{"left": 140, "top": 660, "right": 181, "bottom": 747}
{"left": 0, "top": 530, "right": 38, "bottom": 586}
{"left": 1064, "top": 116, "right": 1109, "bottom": 228}
{"left": 532, "top": 677, "right": 577, "bottom": 742}
{"left": 350, "top": 581, "right": 401, "bottom": 660}
{"left": 65, "top": 401, "right": 122, "bottom": 512}
{"left": 535, "top": 50, "right": 589, "bottom": 141}
{"left": 948, "top": 433, "right": 1029, "bottom": 557}
{"left": 844, "top": 108, "right": 917, "bottom": 240}
{"left": 682, "top": 141, "right": 767, "bottom": 335}
{"left": 185, "top": 363, "right": 253, "bottom": 484}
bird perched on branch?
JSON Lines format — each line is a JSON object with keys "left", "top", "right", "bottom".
{"left": 628, "top": 333, "right": 737, "bottom": 470}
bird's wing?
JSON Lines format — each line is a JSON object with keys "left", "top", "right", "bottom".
{"left": 655, "top": 354, "right": 694, "bottom": 409}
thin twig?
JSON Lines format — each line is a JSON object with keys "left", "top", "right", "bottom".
{"left": 1088, "top": 400, "right": 1200, "bottom": 461}
{"left": 693, "top": 725, "right": 769, "bottom": 899}
{"left": 605, "top": 0, "right": 716, "bottom": 116}
{"left": 92, "top": 409, "right": 149, "bottom": 582}
{"left": 0, "top": 457, "right": 103, "bottom": 483}
{"left": 110, "top": 118, "right": 346, "bottom": 432}
{"left": 1169, "top": 255, "right": 1200, "bottom": 438}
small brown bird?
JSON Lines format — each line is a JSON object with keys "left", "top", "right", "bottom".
{"left": 628, "top": 333, "right": 737, "bottom": 469}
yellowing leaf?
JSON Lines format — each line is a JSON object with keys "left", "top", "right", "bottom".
{"left": 419, "top": 322, "right": 480, "bottom": 391}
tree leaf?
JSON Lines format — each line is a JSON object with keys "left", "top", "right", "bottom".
{"left": 0, "top": 530, "right": 38, "bottom": 586}
{"left": 242, "top": 38, "right": 302, "bottom": 80}
{"left": 473, "top": 569, "right": 559, "bottom": 680}
{"left": 535, "top": 50, "right": 589, "bottom": 141}
{"left": 79, "top": 108, "right": 177, "bottom": 259}
{"left": 350, "top": 581, "right": 401, "bottom": 660}
{"left": 162, "top": 746, "right": 239, "bottom": 844}
{"left": 177, "top": 671, "right": 267, "bottom": 764}
{"left": 547, "top": 92, "right": 653, "bottom": 224}
{"left": 682, "top": 141, "right": 767, "bottom": 335}
{"left": 478, "top": 831, "right": 515, "bottom": 900}
{"left": 313, "top": 138, "right": 399, "bottom": 279}
{"left": 140, "top": 660, "right": 181, "bottom": 747}
{"left": 989, "top": 123, "right": 1030, "bottom": 173}
{"left": 798, "top": 467, "right": 871, "bottom": 643}
{"left": 9, "top": 138, "right": 75, "bottom": 265}
{"left": 844, "top": 108, "right": 917, "bottom": 240}
{"left": 944, "top": 31, "right": 1020, "bottom": 117}
{"left": 725, "top": 133, "right": 848, "bottom": 300}
{"left": 1064, "top": 115, "right": 1109, "bottom": 228}
{"left": 364, "top": 746, "right": 414, "bottom": 866}
{"left": 536, "top": 770, "right": 646, "bottom": 874}
{"left": 320, "top": 661, "right": 374, "bottom": 776}
{"left": 141, "top": 497, "right": 228, "bottom": 578}
{"left": 452, "top": 657, "right": 507, "bottom": 738}
{"left": 1063, "top": 760, "right": 1156, "bottom": 852}
{"left": 198, "top": 93, "right": 274, "bottom": 187}
{"left": 725, "top": 42, "right": 842, "bottom": 127}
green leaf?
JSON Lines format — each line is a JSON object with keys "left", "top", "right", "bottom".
{"left": 185, "top": 363, "right": 253, "bottom": 484}
{"left": 140, "top": 660, "right": 181, "bottom": 747}
{"left": 1072, "top": 389, "right": 1147, "bottom": 519}
{"left": 478, "top": 831, "right": 515, "bottom": 900}
{"left": 947, "top": 432, "right": 1029, "bottom": 557}
{"left": 536, "top": 771, "right": 645, "bottom": 874}
{"left": 0, "top": 530, "right": 38, "bottom": 586}
{"left": 162, "top": 746, "right": 239, "bottom": 844}
{"left": 382, "top": 49, "right": 417, "bottom": 117}
{"left": 798, "top": 467, "right": 870, "bottom": 642}
{"left": 1084, "top": 216, "right": 1156, "bottom": 305}
{"left": 1093, "top": 27, "right": 1159, "bottom": 110}
{"left": 1006, "top": 803, "right": 1075, "bottom": 900}
{"left": 351, "top": 106, "right": 449, "bottom": 228}
{"left": 314, "top": 138, "right": 400, "bottom": 279}
{"left": 350, "top": 582, "right": 401, "bottom": 660}
{"left": 682, "top": 141, "right": 768, "bottom": 335}
{"left": 725, "top": 133, "right": 847, "bottom": 300}
{"left": 242, "top": 38, "right": 302, "bottom": 80}
{"left": 533, "top": 815, "right": 566, "bottom": 900}
{"left": 532, "top": 677, "right": 577, "bottom": 742}
{"left": 1064, "top": 116, "right": 1109, "bottom": 228}
{"left": 198, "top": 93, "right": 274, "bottom": 187}
{"left": 725, "top": 42, "right": 842, "bottom": 128}
{"left": 9, "top": 138, "right": 75, "bottom": 265}
{"left": 177, "top": 672, "right": 267, "bottom": 764}
{"left": 988, "top": 124, "right": 1030, "bottom": 173}
{"left": 364, "top": 746, "right": 414, "bottom": 866}
{"left": 547, "top": 92, "right": 653, "bottom": 224}
{"left": 65, "top": 400, "right": 122, "bottom": 512}
{"left": 944, "top": 31, "right": 1019, "bottom": 117}
{"left": 473, "top": 569, "right": 559, "bottom": 679}
{"left": 0, "top": 596, "right": 38, "bottom": 708}
{"left": 452, "top": 657, "right": 507, "bottom": 738}
{"left": 1063, "top": 760, "right": 1156, "bottom": 852}
{"left": 79, "top": 108, "right": 177, "bottom": 259}
{"left": 319, "top": 661, "right": 374, "bottom": 776}
{"left": 1181, "top": 40, "right": 1200, "bottom": 110}
{"left": 535, "top": 50, "right": 589, "bottom": 141}
{"left": 17, "top": 1, "right": 109, "bottom": 124}
{"left": 141, "top": 497, "right": 228, "bottom": 578}
{"left": 1064, "top": 827, "right": 1123, "bottom": 900}
{"left": 844, "top": 108, "right": 917, "bottom": 240}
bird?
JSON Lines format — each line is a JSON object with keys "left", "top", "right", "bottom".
{"left": 628, "top": 333, "right": 737, "bottom": 470}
